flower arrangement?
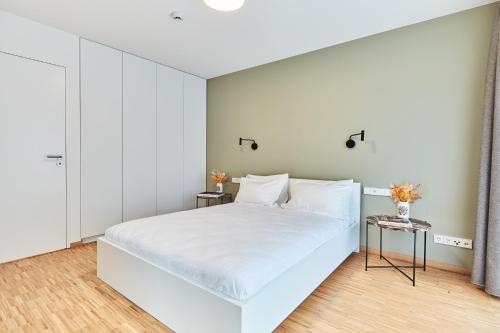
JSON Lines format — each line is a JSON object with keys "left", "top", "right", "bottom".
{"left": 390, "top": 183, "right": 422, "bottom": 203}
{"left": 390, "top": 183, "right": 422, "bottom": 219}
{"left": 211, "top": 170, "right": 229, "bottom": 184}
{"left": 211, "top": 170, "right": 229, "bottom": 193}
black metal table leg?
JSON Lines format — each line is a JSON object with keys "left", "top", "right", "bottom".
{"left": 413, "top": 230, "right": 417, "bottom": 287}
{"left": 365, "top": 221, "right": 368, "bottom": 271}
{"left": 196, "top": 198, "right": 199, "bottom": 208}
{"left": 380, "top": 228, "right": 383, "bottom": 259}
{"left": 424, "top": 231, "right": 427, "bottom": 271}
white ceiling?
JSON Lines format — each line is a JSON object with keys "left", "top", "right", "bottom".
{"left": 0, "top": 0, "right": 496, "bottom": 78}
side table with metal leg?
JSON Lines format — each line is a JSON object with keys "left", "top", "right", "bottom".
{"left": 365, "top": 215, "right": 431, "bottom": 286}
{"left": 196, "top": 192, "right": 232, "bottom": 208}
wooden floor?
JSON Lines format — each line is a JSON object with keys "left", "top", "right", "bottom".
{"left": 0, "top": 244, "right": 499, "bottom": 332}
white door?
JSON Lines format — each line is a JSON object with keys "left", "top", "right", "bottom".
{"left": 0, "top": 52, "right": 66, "bottom": 263}
{"left": 183, "top": 74, "right": 206, "bottom": 209}
{"left": 123, "top": 53, "right": 157, "bottom": 221}
{"left": 80, "top": 39, "right": 123, "bottom": 237}
{"left": 157, "top": 64, "right": 184, "bottom": 214}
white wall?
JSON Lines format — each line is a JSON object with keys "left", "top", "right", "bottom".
{"left": 0, "top": 10, "right": 80, "bottom": 244}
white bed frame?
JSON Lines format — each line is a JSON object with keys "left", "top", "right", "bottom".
{"left": 97, "top": 182, "right": 360, "bottom": 333}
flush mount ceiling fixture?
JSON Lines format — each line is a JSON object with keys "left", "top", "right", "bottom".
{"left": 203, "top": 0, "right": 245, "bottom": 12}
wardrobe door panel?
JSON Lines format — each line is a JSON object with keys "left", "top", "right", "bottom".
{"left": 183, "top": 74, "right": 206, "bottom": 210}
{"left": 80, "top": 39, "right": 122, "bottom": 238}
{"left": 157, "top": 65, "right": 184, "bottom": 214}
{"left": 123, "top": 53, "right": 157, "bottom": 221}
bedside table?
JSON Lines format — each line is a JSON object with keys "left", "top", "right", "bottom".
{"left": 196, "top": 192, "right": 232, "bottom": 208}
{"left": 365, "top": 215, "right": 431, "bottom": 286}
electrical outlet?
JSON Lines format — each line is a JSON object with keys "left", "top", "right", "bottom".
{"left": 434, "top": 234, "right": 473, "bottom": 249}
{"left": 363, "top": 187, "right": 390, "bottom": 196}
{"left": 462, "top": 239, "right": 473, "bottom": 249}
{"left": 434, "top": 234, "right": 444, "bottom": 244}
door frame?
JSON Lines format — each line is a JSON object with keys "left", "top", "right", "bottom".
{"left": 0, "top": 50, "right": 69, "bottom": 249}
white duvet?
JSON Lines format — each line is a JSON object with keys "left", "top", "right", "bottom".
{"left": 104, "top": 203, "right": 352, "bottom": 301}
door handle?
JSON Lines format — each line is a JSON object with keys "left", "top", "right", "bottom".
{"left": 45, "top": 155, "right": 63, "bottom": 159}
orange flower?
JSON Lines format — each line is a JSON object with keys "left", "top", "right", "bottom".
{"left": 389, "top": 183, "right": 422, "bottom": 203}
{"left": 211, "top": 170, "right": 229, "bottom": 184}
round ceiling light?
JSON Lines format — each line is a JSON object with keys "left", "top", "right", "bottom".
{"left": 203, "top": 0, "right": 245, "bottom": 11}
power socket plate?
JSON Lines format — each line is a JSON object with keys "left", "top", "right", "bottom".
{"left": 434, "top": 234, "right": 472, "bottom": 249}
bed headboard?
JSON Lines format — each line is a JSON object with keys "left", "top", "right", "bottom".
{"left": 232, "top": 177, "right": 361, "bottom": 224}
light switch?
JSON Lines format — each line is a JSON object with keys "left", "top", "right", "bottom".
{"left": 364, "top": 187, "right": 390, "bottom": 196}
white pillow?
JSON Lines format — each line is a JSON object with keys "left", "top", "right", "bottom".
{"left": 288, "top": 178, "right": 354, "bottom": 187}
{"left": 288, "top": 178, "right": 353, "bottom": 200}
{"left": 246, "top": 174, "right": 289, "bottom": 204}
{"left": 235, "top": 177, "right": 286, "bottom": 206}
{"left": 284, "top": 181, "right": 353, "bottom": 219}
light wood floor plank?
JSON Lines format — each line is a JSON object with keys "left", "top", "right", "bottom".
{"left": 0, "top": 243, "right": 498, "bottom": 332}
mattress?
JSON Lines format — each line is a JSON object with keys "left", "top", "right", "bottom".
{"left": 104, "top": 203, "right": 352, "bottom": 301}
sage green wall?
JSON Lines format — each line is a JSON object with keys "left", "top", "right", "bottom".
{"left": 207, "top": 4, "right": 497, "bottom": 269}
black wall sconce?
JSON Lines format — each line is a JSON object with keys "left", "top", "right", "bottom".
{"left": 346, "top": 130, "right": 365, "bottom": 148}
{"left": 239, "top": 137, "right": 258, "bottom": 150}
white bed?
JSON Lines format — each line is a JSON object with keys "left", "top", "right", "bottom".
{"left": 97, "top": 181, "right": 360, "bottom": 332}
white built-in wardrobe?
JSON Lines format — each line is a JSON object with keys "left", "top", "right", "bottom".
{"left": 80, "top": 39, "right": 206, "bottom": 239}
